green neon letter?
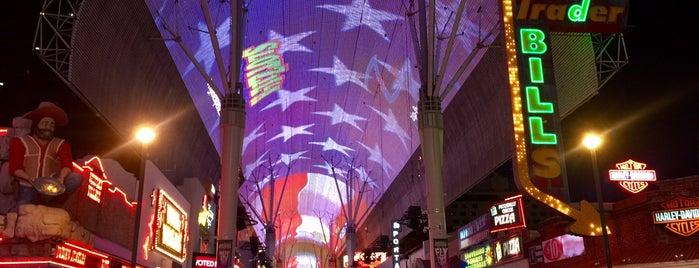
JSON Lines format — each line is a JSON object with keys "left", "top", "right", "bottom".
{"left": 526, "top": 86, "right": 553, "bottom": 113}
{"left": 568, "top": 0, "right": 591, "bottom": 22}
{"left": 520, "top": 28, "right": 547, "bottom": 54}
{"left": 528, "top": 57, "right": 544, "bottom": 83}
{"left": 529, "top": 117, "right": 557, "bottom": 144}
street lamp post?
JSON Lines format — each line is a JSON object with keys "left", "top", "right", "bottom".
{"left": 131, "top": 127, "right": 156, "bottom": 268}
{"left": 583, "top": 134, "right": 612, "bottom": 268}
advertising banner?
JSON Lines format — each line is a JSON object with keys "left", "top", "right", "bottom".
{"left": 216, "top": 240, "right": 233, "bottom": 268}
{"left": 434, "top": 239, "right": 449, "bottom": 268}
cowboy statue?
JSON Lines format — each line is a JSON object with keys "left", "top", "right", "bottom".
{"left": 8, "top": 102, "right": 83, "bottom": 209}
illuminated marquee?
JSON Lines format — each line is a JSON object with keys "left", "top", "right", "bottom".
{"left": 53, "top": 241, "right": 110, "bottom": 268}
{"left": 503, "top": 0, "right": 618, "bottom": 237}
{"left": 652, "top": 195, "right": 699, "bottom": 237}
{"left": 488, "top": 195, "right": 526, "bottom": 233}
{"left": 242, "top": 41, "right": 288, "bottom": 107}
{"left": 151, "top": 189, "right": 188, "bottom": 262}
{"left": 462, "top": 245, "right": 493, "bottom": 268}
{"left": 493, "top": 233, "right": 523, "bottom": 264}
{"left": 608, "top": 159, "right": 656, "bottom": 194}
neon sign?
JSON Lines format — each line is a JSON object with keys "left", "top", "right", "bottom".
{"left": 242, "top": 41, "right": 287, "bottom": 107}
{"left": 194, "top": 253, "right": 217, "bottom": 268}
{"left": 72, "top": 156, "right": 135, "bottom": 207}
{"left": 53, "top": 241, "right": 110, "bottom": 268}
{"left": 151, "top": 189, "right": 188, "bottom": 262}
{"left": 608, "top": 159, "right": 656, "bottom": 193}
{"left": 652, "top": 195, "right": 699, "bottom": 237}
{"left": 198, "top": 194, "right": 215, "bottom": 229}
{"left": 391, "top": 221, "right": 400, "bottom": 268}
{"left": 458, "top": 214, "right": 489, "bottom": 250}
{"left": 488, "top": 195, "right": 526, "bottom": 233}
{"left": 515, "top": 0, "right": 629, "bottom": 33}
{"left": 462, "top": 244, "right": 493, "bottom": 268}
{"left": 493, "top": 233, "right": 522, "bottom": 264}
{"left": 503, "top": 0, "right": 606, "bottom": 237}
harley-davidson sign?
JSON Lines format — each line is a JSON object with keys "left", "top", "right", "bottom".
{"left": 608, "top": 159, "right": 656, "bottom": 194}
{"left": 652, "top": 195, "right": 699, "bottom": 237}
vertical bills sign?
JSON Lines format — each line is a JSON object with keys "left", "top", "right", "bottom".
{"left": 515, "top": 24, "right": 566, "bottom": 197}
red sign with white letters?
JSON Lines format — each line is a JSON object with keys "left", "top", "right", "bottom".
{"left": 193, "top": 253, "right": 217, "bottom": 268}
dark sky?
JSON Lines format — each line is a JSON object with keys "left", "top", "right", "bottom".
{"left": 561, "top": 1, "right": 699, "bottom": 201}
{"left": 0, "top": 2, "right": 141, "bottom": 173}
{"left": 1, "top": 1, "right": 697, "bottom": 201}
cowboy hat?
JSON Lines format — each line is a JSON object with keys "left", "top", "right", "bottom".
{"left": 23, "top": 102, "right": 69, "bottom": 126}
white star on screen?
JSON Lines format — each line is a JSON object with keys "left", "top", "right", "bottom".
{"left": 370, "top": 107, "right": 411, "bottom": 151}
{"left": 358, "top": 142, "right": 393, "bottom": 175}
{"left": 313, "top": 103, "right": 367, "bottom": 131}
{"left": 243, "top": 123, "right": 266, "bottom": 154}
{"left": 261, "top": 86, "right": 317, "bottom": 112}
{"left": 309, "top": 137, "right": 355, "bottom": 157}
{"left": 309, "top": 56, "right": 368, "bottom": 90}
{"left": 275, "top": 151, "right": 310, "bottom": 167}
{"left": 268, "top": 30, "right": 316, "bottom": 55}
{"left": 245, "top": 151, "right": 269, "bottom": 179}
{"left": 313, "top": 161, "right": 343, "bottom": 178}
{"left": 269, "top": 124, "right": 315, "bottom": 143}
{"left": 317, "top": 0, "right": 403, "bottom": 41}
{"left": 182, "top": 19, "right": 231, "bottom": 76}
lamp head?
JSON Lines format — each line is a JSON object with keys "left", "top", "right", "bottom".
{"left": 136, "top": 127, "right": 156, "bottom": 144}
{"left": 582, "top": 134, "right": 602, "bottom": 150}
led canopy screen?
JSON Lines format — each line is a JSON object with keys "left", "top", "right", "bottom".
{"left": 144, "top": 0, "right": 500, "bottom": 262}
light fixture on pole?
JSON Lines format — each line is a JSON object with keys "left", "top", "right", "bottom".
{"left": 131, "top": 127, "right": 156, "bottom": 268}
{"left": 582, "top": 133, "right": 612, "bottom": 268}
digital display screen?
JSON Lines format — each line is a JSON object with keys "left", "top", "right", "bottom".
{"left": 144, "top": 0, "right": 500, "bottom": 261}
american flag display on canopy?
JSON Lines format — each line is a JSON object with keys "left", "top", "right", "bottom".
{"left": 145, "top": 0, "right": 499, "bottom": 265}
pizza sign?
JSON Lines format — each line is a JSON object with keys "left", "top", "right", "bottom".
{"left": 488, "top": 195, "right": 526, "bottom": 233}
{"left": 608, "top": 159, "right": 656, "bottom": 194}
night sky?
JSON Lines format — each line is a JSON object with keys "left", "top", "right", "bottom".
{"left": 0, "top": 2, "right": 141, "bottom": 173}
{"left": 561, "top": 1, "right": 699, "bottom": 201}
{"left": 1, "top": 1, "right": 697, "bottom": 204}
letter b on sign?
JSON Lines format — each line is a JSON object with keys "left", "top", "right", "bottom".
{"left": 520, "top": 29, "right": 547, "bottom": 54}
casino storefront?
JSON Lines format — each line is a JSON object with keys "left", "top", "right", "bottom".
{"left": 457, "top": 174, "right": 699, "bottom": 268}
{"left": 457, "top": 175, "right": 699, "bottom": 268}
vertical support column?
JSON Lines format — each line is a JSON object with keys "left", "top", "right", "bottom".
{"left": 266, "top": 224, "right": 276, "bottom": 267}
{"left": 418, "top": 96, "right": 447, "bottom": 268}
{"left": 345, "top": 174, "right": 356, "bottom": 268}
{"left": 218, "top": 0, "right": 246, "bottom": 266}
{"left": 218, "top": 91, "right": 246, "bottom": 267}
{"left": 346, "top": 224, "right": 356, "bottom": 268}
{"left": 266, "top": 169, "right": 276, "bottom": 267}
